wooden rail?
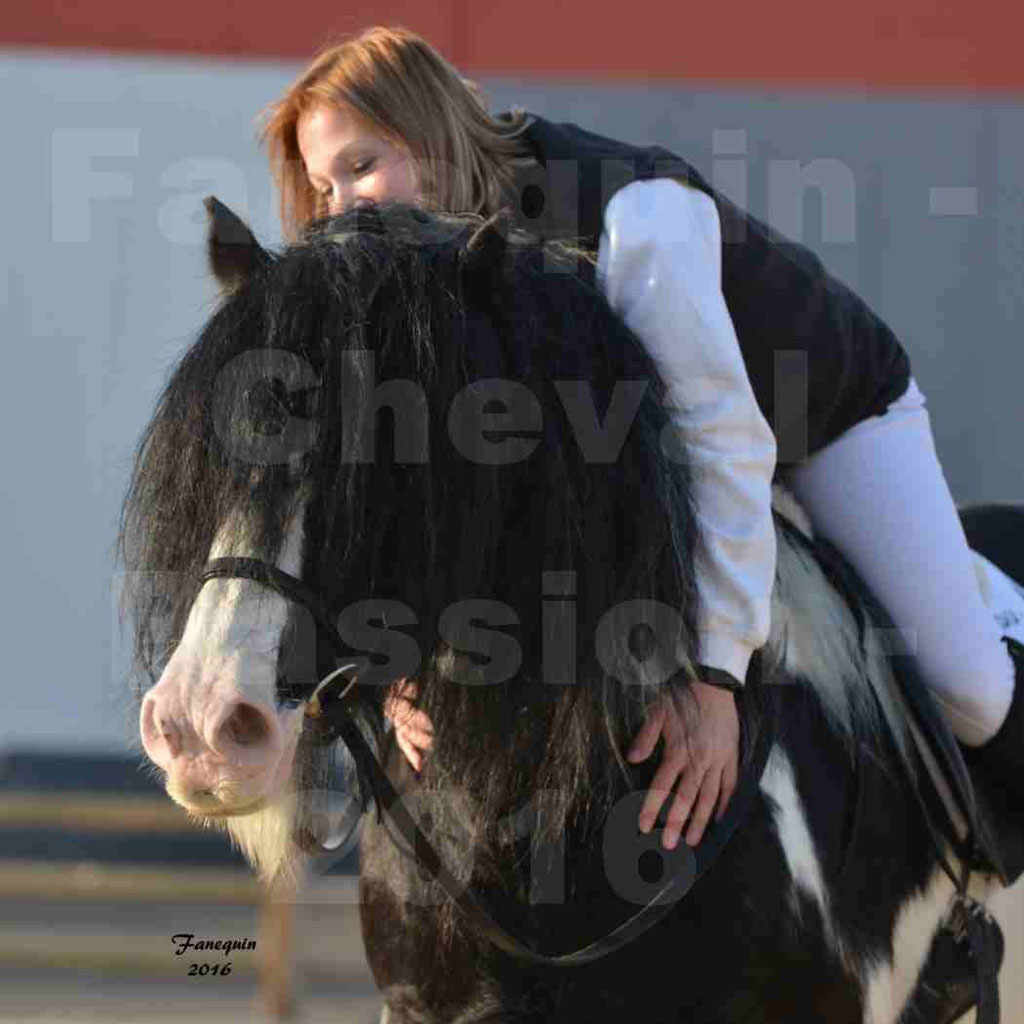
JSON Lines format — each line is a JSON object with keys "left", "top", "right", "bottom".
{"left": 0, "top": 792, "right": 206, "bottom": 833}
{"left": 0, "top": 788, "right": 296, "bottom": 1020}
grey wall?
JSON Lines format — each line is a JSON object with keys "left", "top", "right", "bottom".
{"left": 2, "top": 51, "right": 1022, "bottom": 751}
{"left": 481, "top": 81, "right": 1024, "bottom": 501}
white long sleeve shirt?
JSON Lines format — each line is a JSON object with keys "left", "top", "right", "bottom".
{"left": 596, "top": 179, "right": 777, "bottom": 683}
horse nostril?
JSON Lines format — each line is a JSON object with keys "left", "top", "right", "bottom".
{"left": 223, "top": 703, "right": 270, "bottom": 747}
{"left": 141, "top": 695, "right": 180, "bottom": 760}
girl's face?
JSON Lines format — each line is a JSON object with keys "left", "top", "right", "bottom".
{"left": 297, "top": 104, "right": 421, "bottom": 215}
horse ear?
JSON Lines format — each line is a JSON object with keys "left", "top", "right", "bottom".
{"left": 460, "top": 208, "right": 511, "bottom": 277}
{"left": 204, "top": 196, "right": 271, "bottom": 294}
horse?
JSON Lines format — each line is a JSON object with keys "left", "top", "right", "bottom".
{"left": 122, "top": 197, "right": 1024, "bottom": 1023}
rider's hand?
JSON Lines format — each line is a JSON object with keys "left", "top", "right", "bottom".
{"left": 626, "top": 680, "right": 740, "bottom": 850}
{"left": 384, "top": 680, "right": 433, "bottom": 772}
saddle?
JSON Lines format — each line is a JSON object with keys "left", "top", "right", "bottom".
{"left": 902, "top": 506, "right": 1024, "bottom": 886}
{"left": 800, "top": 502, "right": 1024, "bottom": 1024}
{"left": 791, "top": 502, "right": 1024, "bottom": 886}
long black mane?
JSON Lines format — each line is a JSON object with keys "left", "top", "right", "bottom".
{"left": 120, "top": 203, "right": 704, "bottom": 837}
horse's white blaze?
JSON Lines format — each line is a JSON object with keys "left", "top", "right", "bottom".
{"left": 139, "top": 506, "right": 308, "bottom": 880}
{"left": 210, "top": 510, "right": 311, "bottom": 883}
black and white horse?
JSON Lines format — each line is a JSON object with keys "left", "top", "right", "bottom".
{"left": 122, "top": 200, "right": 1023, "bottom": 1023}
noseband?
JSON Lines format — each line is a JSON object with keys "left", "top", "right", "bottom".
{"left": 199, "top": 557, "right": 354, "bottom": 712}
{"left": 197, "top": 556, "right": 774, "bottom": 966}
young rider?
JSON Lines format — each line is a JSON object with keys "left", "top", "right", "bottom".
{"left": 259, "top": 25, "right": 1023, "bottom": 870}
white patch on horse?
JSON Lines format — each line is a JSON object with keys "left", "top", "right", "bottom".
{"left": 208, "top": 493, "right": 306, "bottom": 573}
{"left": 760, "top": 748, "right": 849, "bottom": 964}
{"left": 204, "top": 505, "right": 310, "bottom": 885}
{"left": 771, "top": 483, "right": 814, "bottom": 538}
{"left": 768, "top": 489, "right": 1015, "bottom": 1022}
{"left": 768, "top": 491, "right": 910, "bottom": 768}
{"left": 218, "top": 787, "right": 301, "bottom": 884}
{"left": 859, "top": 866, "right": 978, "bottom": 1024}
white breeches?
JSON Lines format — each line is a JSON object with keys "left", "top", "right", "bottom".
{"left": 784, "top": 378, "right": 1016, "bottom": 745}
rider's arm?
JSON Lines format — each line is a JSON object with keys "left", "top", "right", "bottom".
{"left": 597, "top": 178, "right": 777, "bottom": 684}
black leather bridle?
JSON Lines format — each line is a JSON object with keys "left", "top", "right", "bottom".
{"left": 198, "top": 555, "right": 774, "bottom": 966}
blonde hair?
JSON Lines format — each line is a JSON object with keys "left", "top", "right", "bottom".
{"left": 259, "top": 26, "right": 531, "bottom": 240}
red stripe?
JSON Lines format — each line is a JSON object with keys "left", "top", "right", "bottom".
{"left": 4, "top": 2, "right": 1023, "bottom": 94}
{"left": 465, "top": 1, "right": 1024, "bottom": 94}
{"left": 0, "top": 7, "right": 459, "bottom": 66}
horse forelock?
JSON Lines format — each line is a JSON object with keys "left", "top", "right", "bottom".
{"left": 293, "top": 211, "right": 703, "bottom": 843}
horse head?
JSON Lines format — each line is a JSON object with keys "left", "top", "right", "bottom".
{"left": 123, "top": 197, "right": 703, "bottom": 882}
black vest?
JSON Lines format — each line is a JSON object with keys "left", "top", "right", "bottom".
{"left": 503, "top": 112, "right": 911, "bottom": 463}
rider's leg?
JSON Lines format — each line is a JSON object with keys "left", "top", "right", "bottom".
{"left": 782, "top": 377, "right": 1017, "bottom": 747}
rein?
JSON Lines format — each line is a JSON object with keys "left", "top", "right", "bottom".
{"left": 198, "top": 556, "right": 775, "bottom": 966}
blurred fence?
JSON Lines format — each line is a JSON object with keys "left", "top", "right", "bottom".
{"left": 0, "top": 749, "right": 294, "bottom": 1017}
